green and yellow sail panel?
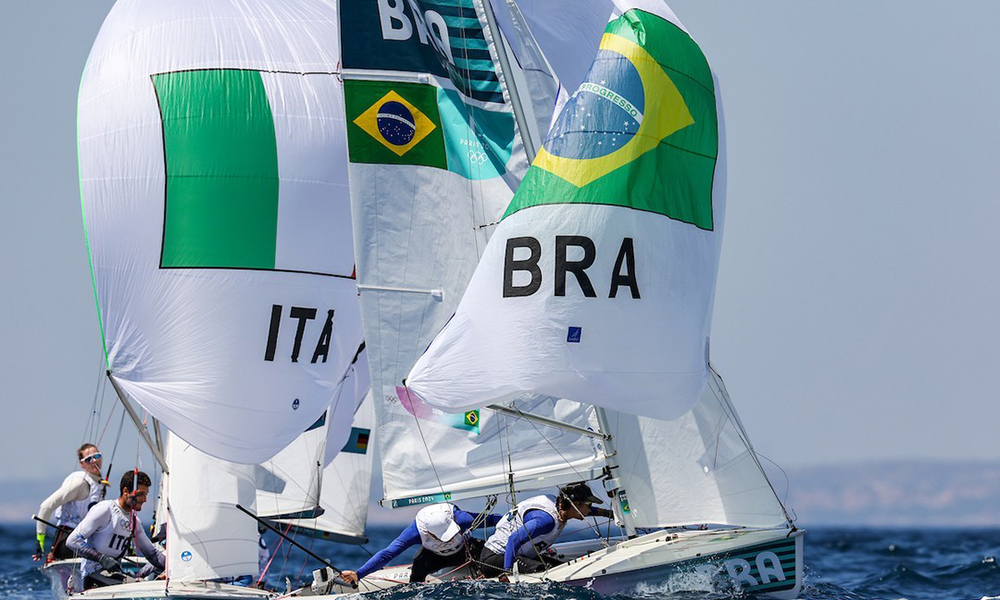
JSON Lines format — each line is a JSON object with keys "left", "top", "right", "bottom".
{"left": 407, "top": 6, "right": 724, "bottom": 424}
{"left": 153, "top": 68, "right": 355, "bottom": 277}
{"left": 506, "top": 9, "right": 718, "bottom": 230}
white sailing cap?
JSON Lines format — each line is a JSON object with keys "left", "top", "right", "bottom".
{"left": 415, "top": 503, "right": 461, "bottom": 542}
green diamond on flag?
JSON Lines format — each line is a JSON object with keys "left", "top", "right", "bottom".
{"left": 153, "top": 69, "right": 354, "bottom": 277}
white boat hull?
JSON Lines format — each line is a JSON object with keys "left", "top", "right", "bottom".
{"left": 292, "top": 527, "right": 804, "bottom": 598}
{"left": 69, "top": 580, "right": 273, "bottom": 600}
{"left": 41, "top": 557, "right": 151, "bottom": 599}
{"left": 41, "top": 559, "right": 82, "bottom": 599}
{"left": 518, "top": 527, "right": 804, "bottom": 598}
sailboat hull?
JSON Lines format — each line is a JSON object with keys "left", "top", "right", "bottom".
{"left": 297, "top": 527, "right": 804, "bottom": 598}
{"left": 42, "top": 557, "right": 154, "bottom": 599}
{"left": 529, "top": 528, "right": 804, "bottom": 598}
{"left": 40, "top": 559, "right": 81, "bottom": 599}
{"left": 68, "top": 580, "right": 273, "bottom": 600}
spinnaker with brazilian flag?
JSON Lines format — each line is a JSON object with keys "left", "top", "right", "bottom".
{"left": 408, "top": 4, "right": 725, "bottom": 423}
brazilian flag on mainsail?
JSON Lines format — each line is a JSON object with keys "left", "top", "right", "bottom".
{"left": 344, "top": 80, "right": 447, "bottom": 169}
{"left": 506, "top": 9, "right": 718, "bottom": 231}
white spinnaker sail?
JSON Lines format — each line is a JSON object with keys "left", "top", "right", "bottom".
{"left": 79, "top": 0, "right": 362, "bottom": 464}
{"left": 342, "top": 0, "right": 601, "bottom": 506}
{"left": 280, "top": 351, "right": 374, "bottom": 543}
{"left": 608, "top": 368, "right": 788, "bottom": 529}
{"left": 164, "top": 432, "right": 258, "bottom": 582}
{"left": 407, "top": 1, "right": 722, "bottom": 422}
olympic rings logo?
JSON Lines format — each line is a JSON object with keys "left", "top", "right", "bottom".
{"left": 467, "top": 150, "right": 489, "bottom": 165}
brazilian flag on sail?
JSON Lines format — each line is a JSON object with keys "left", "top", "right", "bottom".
{"left": 405, "top": 7, "right": 724, "bottom": 424}
{"left": 344, "top": 80, "right": 447, "bottom": 169}
{"left": 506, "top": 9, "right": 718, "bottom": 231}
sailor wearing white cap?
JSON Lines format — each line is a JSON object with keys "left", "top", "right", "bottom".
{"left": 341, "top": 502, "right": 501, "bottom": 583}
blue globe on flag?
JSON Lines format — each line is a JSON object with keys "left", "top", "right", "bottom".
{"left": 543, "top": 50, "right": 645, "bottom": 160}
{"left": 377, "top": 101, "right": 416, "bottom": 146}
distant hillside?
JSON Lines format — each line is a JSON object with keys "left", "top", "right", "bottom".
{"left": 7, "top": 460, "right": 1000, "bottom": 527}
{"left": 778, "top": 460, "right": 1000, "bottom": 527}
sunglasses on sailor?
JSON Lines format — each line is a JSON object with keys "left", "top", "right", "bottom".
{"left": 82, "top": 453, "right": 102, "bottom": 464}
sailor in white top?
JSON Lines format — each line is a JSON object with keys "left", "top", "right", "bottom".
{"left": 67, "top": 470, "right": 165, "bottom": 590}
{"left": 35, "top": 443, "right": 107, "bottom": 560}
{"left": 480, "top": 482, "right": 612, "bottom": 578}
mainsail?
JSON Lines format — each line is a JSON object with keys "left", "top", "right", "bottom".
{"left": 278, "top": 347, "right": 376, "bottom": 543}
{"left": 79, "top": 0, "right": 363, "bottom": 464}
{"left": 279, "top": 394, "right": 376, "bottom": 544}
{"left": 163, "top": 432, "right": 259, "bottom": 582}
{"left": 342, "top": 0, "right": 603, "bottom": 507}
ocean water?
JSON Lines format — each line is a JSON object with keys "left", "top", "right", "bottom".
{"left": 3, "top": 523, "right": 999, "bottom": 600}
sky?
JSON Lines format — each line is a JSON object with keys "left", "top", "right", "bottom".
{"left": 3, "top": 0, "right": 1000, "bottom": 494}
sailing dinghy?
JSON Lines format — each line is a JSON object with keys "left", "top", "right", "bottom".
{"left": 71, "top": 0, "right": 369, "bottom": 597}
{"left": 304, "top": 0, "right": 803, "bottom": 597}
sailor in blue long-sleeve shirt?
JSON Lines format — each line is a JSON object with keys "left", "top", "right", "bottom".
{"left": 479, "top": 482, "right": 612, "bottom": 577}
{"left": 341, "top": 503, "right": 501, "bottom": 583}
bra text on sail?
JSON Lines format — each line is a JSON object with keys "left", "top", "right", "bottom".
{"left": 377, "top": 0, "right": 454, "bottom": 64}
{"left": 502, "top": 236, "right": 640, "bottom": 299}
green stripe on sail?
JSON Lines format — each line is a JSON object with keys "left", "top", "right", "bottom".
{"left": 504, "top": 10, "right": 717, "bottom": 230}
{"left": 154, "top": 69, "right": 279, "bottom": 269}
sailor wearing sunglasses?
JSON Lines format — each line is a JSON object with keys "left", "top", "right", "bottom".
{"left": 35, "top": 443, "right": 107, "bottom": 560}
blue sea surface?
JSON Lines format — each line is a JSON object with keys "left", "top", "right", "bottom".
{"left": 3, "top": 524, "right": 999, "bottom": 600}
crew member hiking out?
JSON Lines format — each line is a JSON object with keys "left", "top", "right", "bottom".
{"left": 35, "top": 443, "right": 107, "bottom": 560}
{"left": 479, "top": 482, "right": 613, "bottom": 578}
{"left": 66, "top": 470, "right": 165, "bottom": 589}
{"left": 341, "top": 502, "right": 501, "bottom": 584}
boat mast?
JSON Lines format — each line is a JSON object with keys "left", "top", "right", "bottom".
{"left": 479, "top": 0, "right": 539, "bottom": 162}
{"left": 593, "top": 407, "right": 637, "bottom": 537}
{"left": 107, "top": 371, "right": 169, "bottom": 474}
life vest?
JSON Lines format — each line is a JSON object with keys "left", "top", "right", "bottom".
{"left": 484, "top": 495, "right": 563, "bottom": 557}
{"left": 78, "top": 500, "right": 137, "bottom": 578}
{"left": 415, "top": 503, "right": 465, "bottom": 556}
{"left": 53, "top": 471, "right": 105, "bottom": 528}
